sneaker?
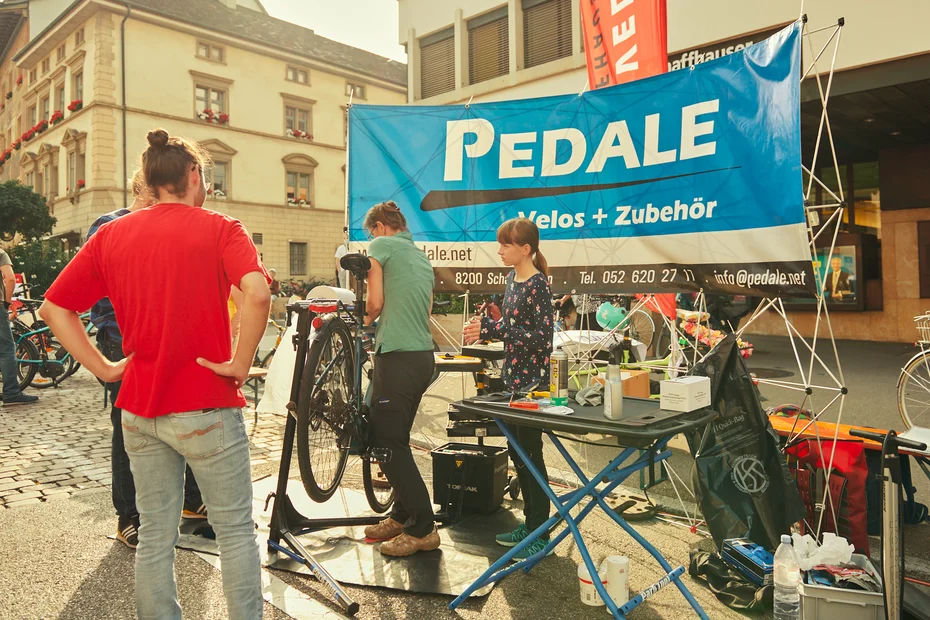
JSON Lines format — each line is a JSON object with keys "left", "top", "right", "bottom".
{"left": 364, "top": 517, "right": 405, "bottom": 541}
{"left": 510, "top": 537, "right": 554, "bottom": 562}
{"left": 2, "top": 393, "right": 38, "bottom": 406}
{"left": 116, "top": 514, "right": 140, "bottom": 549}
{"left": 495, "top": 523, "right": 529, "bottom": 547}
{"left": 182, "top": 503, "right": 208, "bottom": 520}
{"left": 379, "top": 527, "right": 441, "bottom": 557}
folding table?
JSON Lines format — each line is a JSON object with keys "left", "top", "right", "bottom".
{"left": 447, "top": 396, "right": 716, "bottom": 619}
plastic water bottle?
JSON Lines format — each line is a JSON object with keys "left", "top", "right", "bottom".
{"left": 773, "top": 534, "right": 800, "bottom": 620}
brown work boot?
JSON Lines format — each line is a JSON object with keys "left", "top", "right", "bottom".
{"left": 364, "top": 517, "right": 405, "bottom": 541}
{"left": 379, "top": 527, "right": 441, "bottom": 557}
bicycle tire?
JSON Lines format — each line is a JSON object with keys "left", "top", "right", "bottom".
{"left": 296, "top": 316, "right": 353, "bottom": 503}
{"left": 897, "top": 350, "right": 930, "bottom": 429}
{"left": 261, "top": 348, "right": 276, "bottom": 370}
{"left": 626, "top": 309, "right": 655, "bottom": 350}
{"left": 11, "top": 337, "right": 39, "bottom": 392}
{"left": 362, "top": 459, "right": 395, "bottom": 513}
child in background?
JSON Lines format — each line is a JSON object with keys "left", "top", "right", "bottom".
{"left": 463, "top": 217, "right": 554, "bottom": 560}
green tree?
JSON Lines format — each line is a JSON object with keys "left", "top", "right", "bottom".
{"left": 7, "top": 237, "right": 77, "bottom": 298}
{"left": 0, "top": 180, "right": 56, "bottom": 242}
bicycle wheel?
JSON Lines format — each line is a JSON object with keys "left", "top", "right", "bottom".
{"left": 363, "top": 459, "right": 395, "bottom": 513}
{"left": 10, "top": 337, "right": 39, "bottom": 392}
{"left": 296, "top": 317, "right": 353, "bottom": 503}
{"left": 897, "top": 350, "right": 930, "bottom": 429}
{"left": 261, "top": 348, "right": 276, "bottom": 370}
{"left": 625, "top": 309, "right": 655, "bottom": 350}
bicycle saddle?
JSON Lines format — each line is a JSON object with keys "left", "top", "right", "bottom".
{"left": 340, "top": 253, "right": 371, "bottom": 277}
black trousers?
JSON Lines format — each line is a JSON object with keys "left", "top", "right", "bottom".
{"left": 370, "top": 350, "right": 436, "bottom": 538}
{"left": 509, "top": 425, "right": 551, "bottom": 535}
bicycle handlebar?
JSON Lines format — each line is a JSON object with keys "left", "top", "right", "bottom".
{"left": 848, "top": 428, "right": 927, "bottom": 452}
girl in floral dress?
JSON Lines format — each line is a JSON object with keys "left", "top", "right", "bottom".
{"left": 463, "top": 218, "right": 554, "bottom": 560}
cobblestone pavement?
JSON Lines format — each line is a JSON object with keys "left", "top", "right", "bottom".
{"left": 0, "top": 368, "right": 285, "bottom": 509}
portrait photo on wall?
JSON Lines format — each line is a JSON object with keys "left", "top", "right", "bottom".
{"left": 816, "top": 245, "right": 857, "bottom": 305}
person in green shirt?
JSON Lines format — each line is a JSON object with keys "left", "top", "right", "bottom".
{"left": 360, "top": 200, "right": 439, "bottom": 557}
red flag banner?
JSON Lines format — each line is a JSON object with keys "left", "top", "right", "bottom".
{"left": 581, "top": 0, "right": 668, "bottom": 89}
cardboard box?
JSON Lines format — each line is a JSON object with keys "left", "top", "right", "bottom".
{"left": 660, "top": 376, "right": 711, "bottom": 412}
{"left": 589, "top": 369, "right": 651, "bottom": 399}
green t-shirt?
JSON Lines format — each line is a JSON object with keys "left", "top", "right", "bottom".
{"left": 368, "top": 232, "right": 434, "bottom": 354}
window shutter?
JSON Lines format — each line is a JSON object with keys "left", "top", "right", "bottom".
{"left": 420, "top": 29, "right": 455, "bottom": 99}
{"left": 468, "top": 9, "right": 509, "bottom": 85}
{"left": 524, "top": 0, "right": 573, "bottom": 69}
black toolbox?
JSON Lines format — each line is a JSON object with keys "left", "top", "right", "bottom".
{"left": 431, "top": 442, "right": 508, "bottom": 514}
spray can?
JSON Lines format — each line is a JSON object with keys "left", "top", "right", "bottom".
{"left": 603, "top": 343, "right": 624, "bottom": 420}
{"left": 550, "top": 349, "right": 569, "bottom": 406}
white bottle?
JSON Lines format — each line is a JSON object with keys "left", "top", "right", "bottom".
{"left": 773, "top": 534, "right": 800, "bottom": 620}
{"left": 604, "top": 344, "right": 624, "bottom": 420}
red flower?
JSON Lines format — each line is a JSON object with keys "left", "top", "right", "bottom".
{"left": 15, "top": 76, "right": 22, "bottom": 86}
{"left": 50, "top": 110, "right": 64, "bottom": 124}
{"left": 67, "top": 100, "right": 83, "bottom": 112}
{"left": 76, "top": 179, "right": 85, "bottom": 189}
{"left": 218, "top": 113, "right": 229, "bottom": 124}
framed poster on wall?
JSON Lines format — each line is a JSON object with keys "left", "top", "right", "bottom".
{"left": 784, "top": 232, "right": 868, "bottom": 311}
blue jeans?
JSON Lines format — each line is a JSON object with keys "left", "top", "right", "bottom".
{"left": 109, "top": 382, "right": 203, "bottom": 519}
{"left": 122, "top": 407, "right": 262, "bottom": 620}
{"left": 0, "top": 311, "right": 22, "bottom": 399}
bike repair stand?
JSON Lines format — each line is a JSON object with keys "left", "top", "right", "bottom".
{"left": 849, "top": 428, "right": 930, "bottom": 620}
{"left": 265, "top": 301, "right": 382, "bottom": 617}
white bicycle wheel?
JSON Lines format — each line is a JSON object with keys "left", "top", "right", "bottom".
{"left": 626, "top": 309, "right": 655, "bottom": 350}
{"left": 897, "top": 350, "right": 930, "bottom": 429}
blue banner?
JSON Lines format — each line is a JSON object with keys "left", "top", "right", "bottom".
{"left": 348, "top": 22, "right": 815, "bottom": 296}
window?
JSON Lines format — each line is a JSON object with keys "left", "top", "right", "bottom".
{"left": 345, "top": 82, "right": 366, "bottom": 100}
{"left": 72, "top": 72, "right": 83, "bottom": 102}
{"left": 208, "top": 161, "right": 229, "bottom": 198}
{"left": 42, "top": 164, "right": 50, "bottom": 196}
{"left": 49, "top": 161, "right": 58, "bottom": 196}
{"left": 286, "top": 66, "right": 309, "bottom": 84}
{"left": 41, "top": 58, "right": 50, "bottom": 74}
{"left": 252, "top": 232, "right": 263, "bottom": 245}
{"left": 41, "top": 97, "right": 49, "bottom": 122}
{"left": 55, "top": 85, "right": 65, "bottom": 113}
{"left": 67, "top": 150, "right": 85, "bottom": 192}
{"left": 286, "top": 171, "right": 311, "bottom": 205}
{"left": 196, "top": 41, "right": 225, "bottom": 63}
{"left": 289, "top": 242, "right": 307, "bottom": 276}
{"left": 75, "top": 28, "right": 84, "bottom": 46}
{"left": 524, "top": 0, "right": 573, "bottom": 68}
{"left": 852, "top": 162, "right": 880, "bottom": 238}
{"left": 29, "top": 68, "right": 36, "bottom": 84}
{"left": 419, "top": 28, "right": 455, "bottom": 99}
{"left": 468, "top": 8, "right": 509, "bottom": 85}
{"left": 57, "top": 45, "right": 66, "bottom": 63}
{"left": 28, "top": 105, "right": 37, "bottom": 126}
{"left": 195, "top": 85, "right": 226, "bottom": 115}
{"left": 285, "top": 105, "right": 311, "bottom": 134}
{"left": 26, "top": 171, "right": 34, "bottom": 188}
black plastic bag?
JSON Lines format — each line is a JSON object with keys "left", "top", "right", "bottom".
{"left": 686, "top": 335, "right": 806, "bottom": 551}
{"left": 688, "top": 549, "right": 772, "bottom": 611}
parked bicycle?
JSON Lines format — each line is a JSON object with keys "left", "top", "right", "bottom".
{"left": 10, "top": 297, "right": 94, "bottom": 389}
{"left": 292, "top": 253, "right": 394, "bottom": 513}
{"left": 254, "top": 317, "right": 287, "bottom": 372}
{"left": 897, "top": 312, "right": 930, "bottom": 429}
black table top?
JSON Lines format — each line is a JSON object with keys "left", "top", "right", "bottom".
{"left": 454, "top": 396, "right": 717, "bottom": 448}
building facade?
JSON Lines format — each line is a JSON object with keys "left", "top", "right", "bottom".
{"left": 399, "top": 0, "right": 930, "bottom": 342}
{"left": 0, "top": 0, "right": 406, "bottom": 283}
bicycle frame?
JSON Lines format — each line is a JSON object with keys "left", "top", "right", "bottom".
{"left": 14, "top": 312, "right": 93, "bottom": 368}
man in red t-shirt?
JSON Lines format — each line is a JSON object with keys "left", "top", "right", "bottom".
{"left": 40, "top": 129, "right": 270, "bottom": 620}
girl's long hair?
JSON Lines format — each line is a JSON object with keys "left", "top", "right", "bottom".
{"left": 496, "top": 218, "right": 548, "bottom": 276}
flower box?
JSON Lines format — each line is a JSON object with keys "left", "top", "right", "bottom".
{"left": 15, "top": 76, "right": 22, "bottom": 87}
{"left": 50, "top": 110, "right": 64, "bottom": 125}
{"left": 5, "top": 92, "right": 11, "bottom": 100}
{"left": 67, "top": 99, "right": 83, "bottom": 112}
{"left": 286, "top": 128, "right": 313, "bottom": 141}
{"left": 197, "top": 109, "right": 229, "bottom": 125}
{"left": 77, "top": 179, "right": 86, "bottom": 190}
{"left": 34, "top": 120, "right": 48, "bottom": 135}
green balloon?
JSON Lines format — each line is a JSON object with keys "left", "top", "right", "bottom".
{"left": 596, "top": 302, "right": 627, "bottom": 329}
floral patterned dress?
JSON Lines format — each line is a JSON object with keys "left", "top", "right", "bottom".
{"left": 480, "top": 271, "right": 554, "bottom": 392}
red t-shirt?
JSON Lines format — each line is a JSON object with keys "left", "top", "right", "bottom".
{"left": 45, "top": 204, "right": 269, "bottom": 418}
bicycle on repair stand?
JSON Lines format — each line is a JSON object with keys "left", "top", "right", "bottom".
{"left": 266, "top": 252, "right": 397, "bottom": 615}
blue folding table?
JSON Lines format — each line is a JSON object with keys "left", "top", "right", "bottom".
{"left": 447, "top": 396, "right": 716, "bottom": 619}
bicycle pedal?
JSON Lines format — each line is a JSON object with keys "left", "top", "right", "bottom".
{"left": 368, "top": 448, "right": 392, "bottom": 464}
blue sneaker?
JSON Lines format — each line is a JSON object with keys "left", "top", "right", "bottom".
{"left": 495, "top": 523, "right": 529, "bottom": 547}
{"left": 510, "top": 537, "right": 554, "bottom": 561}
{"left": 2, "top": 393, "right": 38, "bottom": 406}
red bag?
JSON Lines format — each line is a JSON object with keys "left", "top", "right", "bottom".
{"left": 786, "top": 439, "right": 869, "bottom": 555}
